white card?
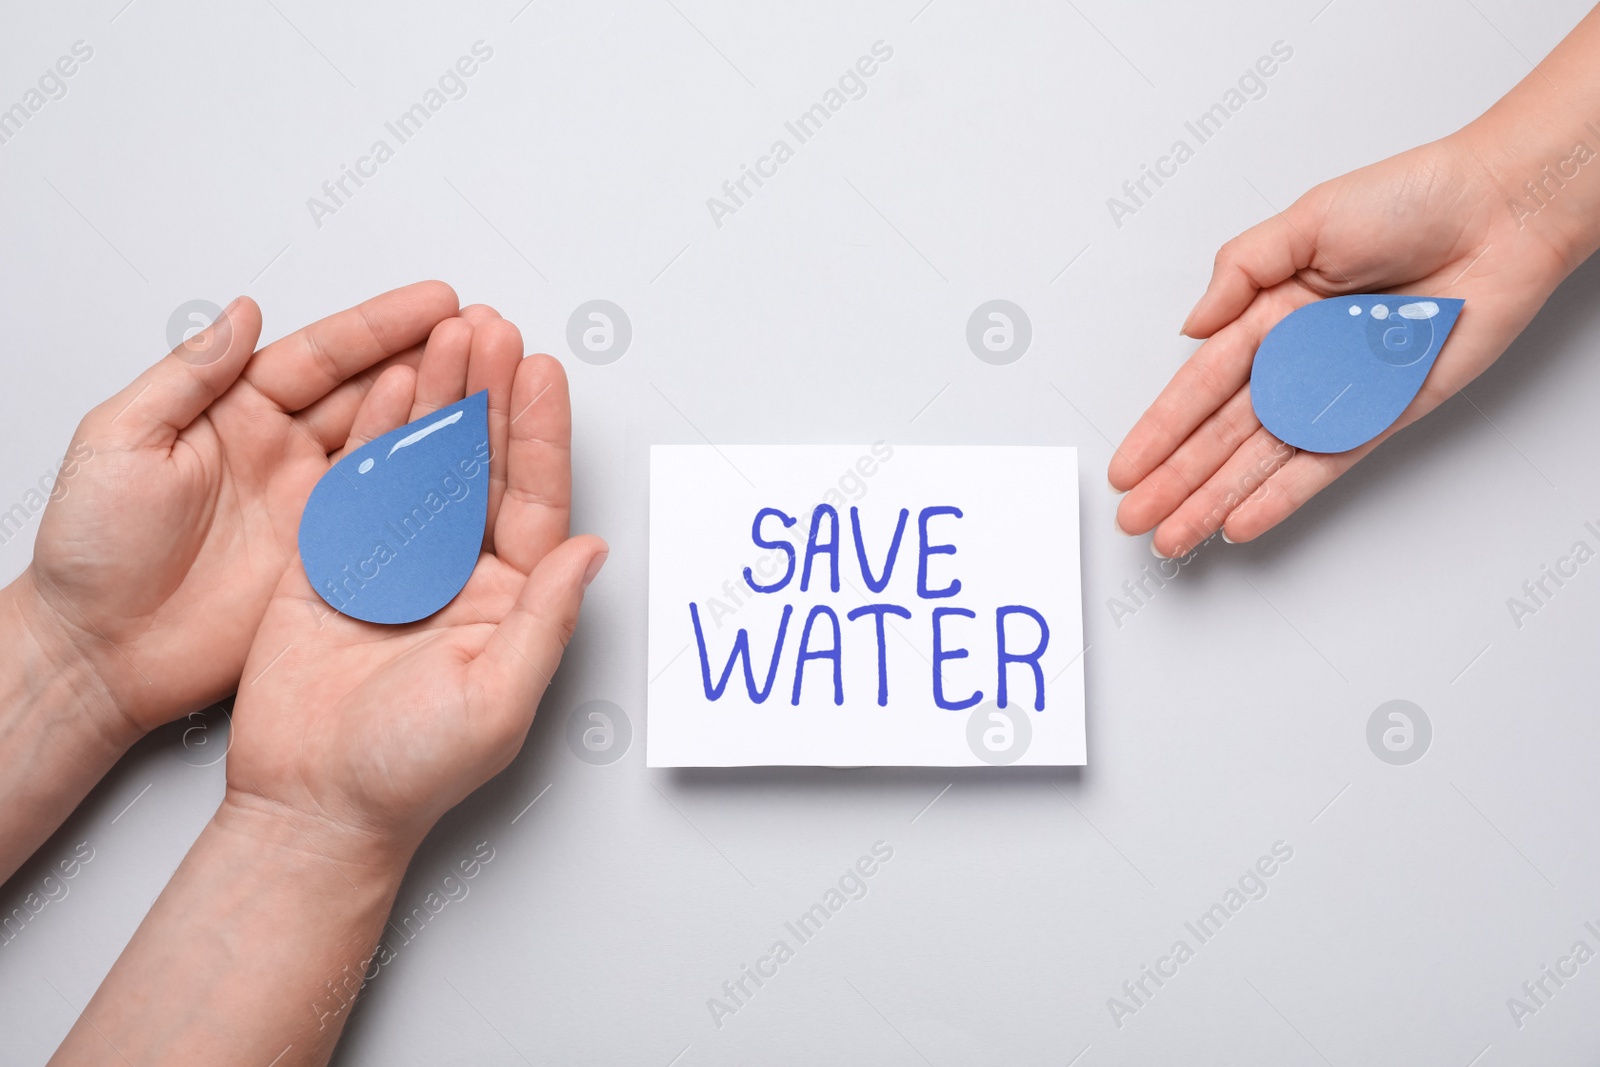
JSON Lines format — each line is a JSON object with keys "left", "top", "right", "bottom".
{"left": 647, "top": 445, "right": 1085, "bottom": 767}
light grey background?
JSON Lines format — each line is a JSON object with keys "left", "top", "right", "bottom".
{"left": 2, "top": 0, "right": 1598, "bottom": 1063}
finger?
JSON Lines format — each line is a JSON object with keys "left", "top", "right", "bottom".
{"left": 1181, "top": 200, "right": 1322, "bottom": 339}
{"left": 411, "top": 318, "right": 474, "bottom": 421}
{"left": 1182, "top": 204, "right": 1324, "bottom": 339}
{"left": 494, "top": 354, "right": 572, "bottom": 574}
{"left": 1109, "top": 315, "right": 1266, "bottom": 491}
{"left": 1220, "top": 381, "right": 1458, "bottom": 543}
{"left": 242, "top": 280, "right": 458, "bottom": 412}
{"left": 1151, "top": 428, "right": 1297, "bottom": 557}
{"left": 459, "top": 303, "right": 502, "bottom": 326}
{"left": 476, "top": 534, "right": 607, "bottom": 714}
{"left": 88, "top": 297, "right": 262, "bottom": 450}
{"left": 465, "top": 317, "right": 524, "bottom": 544}
{"left": 335, "top": 364, "right": 417, "bottom": 460}
{"left": 1210, "top": 310, "right": 1500, "bottom": 543}
{"left": 1116, "top": 385, "right": 1260, "bottom": 535}
{"left": 1220, "top": 447, "right": 1362, "bottom": 543}
{"left": 294, "top": 343, "right": 427, "bottom": 452}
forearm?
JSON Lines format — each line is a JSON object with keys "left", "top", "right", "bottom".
{"left": 0, "top": 575, "right": 133, "bottom": 884}
{"left": 1463, "top": 3, "right": 1600, "bottom": 270}
{"left": 51, "top": 790, "right": 414, "bottom": 1067}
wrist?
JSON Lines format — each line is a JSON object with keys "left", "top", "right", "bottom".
{"left": 214, "top": 787, "right": 421, "bottom": 882}
{"left": 1457, "top": 101, "right": 1600, "bottom": 277}
{"left": 49, "top": 790, "right": 414, "bottom": 1064}
{"left": 0, "top": 570, "right": 136, "bottom": 753}
{"left": 0, "top": 574, "right": 138, "bottom": 882}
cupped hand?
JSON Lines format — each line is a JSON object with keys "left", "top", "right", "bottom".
{"left": 1110, "top": 131, "right": 1575, "bottom": 556}
{"left": 15, "top": 282, "right": 463, "bottom": 738}
{"left": 221, "top": 310, "right": 607, "bottom": 854}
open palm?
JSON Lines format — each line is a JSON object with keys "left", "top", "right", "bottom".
{"left": 223, "top": 324, "right": 605, "bottom": 848}
{"left": 23, "top": 283, "right": 465, "bottom": 733}
{"left": 1110, "top": 135, "right": 1572, "bottom": 556}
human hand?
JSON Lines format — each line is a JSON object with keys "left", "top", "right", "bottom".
{"left": 1109, "top": 130, "right": 1579, "bottom": 557}
{"left": 9, "top": 282, "right": 461, "bottom": 742}
{"left": 220, "top": 309, "right": 606, "bottom": 855}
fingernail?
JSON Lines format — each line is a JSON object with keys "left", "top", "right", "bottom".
{"left": 1183, "top": 303, "right": 1212, "bottom": 335}
{"left": 222, "top": 296, "right": 243, "bottom": 317}
{"left": 1114, "top": 514, "right": 1129, "bottom": 536}
{"left": 582, "top": 550, "right": 608, "bottom": 588}
{"left": 1150, "top": 539, "right": 1169, "bottom": 559}
{"left": 1220, "top": 531, "right": 1235, "bottom": 544}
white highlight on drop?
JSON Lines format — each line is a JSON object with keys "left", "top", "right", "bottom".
{"left": 1398, "top": 301, "right": 1440, "bottom": 320}
{"left": 388, "top": 408, "right": 464, "bottom": 457}
{"left": 1371, "top": 304, "right": 1389, "bottom": 320}
{"left": 1348, "top": 305, "right": 1362, "bottom": 316}
{"left": 358, "top": 459, "right": 374, "bottom": 474}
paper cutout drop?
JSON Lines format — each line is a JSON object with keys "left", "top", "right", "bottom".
{"left": 1250, "top": 296, "right": 1464, "bottom": 453}
{"left": 299, "top": 391, "right": 490, "bottom": 624}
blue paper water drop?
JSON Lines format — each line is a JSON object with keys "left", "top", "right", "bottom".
{"left": 1250, "top": 295, "right": 1464, "bottom": 453}
{"left": 299, "top": 392, "right": 490, "bottom": 624}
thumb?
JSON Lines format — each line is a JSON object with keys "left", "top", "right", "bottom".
{"left": 89, "top": 296, "right": 262, "bottom": 449}
{"left": 478, "top": 535, "right": 609, "bottom": 707}
{"left": 1181, "top": 195, "right": 1325, "bottom": 339}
